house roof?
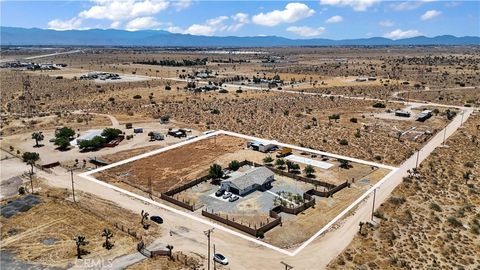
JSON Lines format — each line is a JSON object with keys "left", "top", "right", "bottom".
{"left": 223, "top": 167, "right": 274, "bottom": 191}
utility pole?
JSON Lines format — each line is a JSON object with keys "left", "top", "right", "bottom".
{"left": 213, "top": 244, "right": 216, "bottom": 270}
{"left": 460, "top": 111, "right": 464, "bottom": 127}
{"left": 280, "top": 261, "right": 293, "bottom": 270}
{"left": 204, "top": 228, "right": 214, "bottom": 270}
{"left": 70, "top": 167, "right": 76, "bottom": 203}
{"left": 371, "top": 188, "right": 377, "bottom": 221}
{"left": 442, "top": 126, "right": 447, "bottom": 146}
{"left": 148, "top": 176, "right": 152, "bottom": 199}
{"left": 415, "top": 149, "right": 420, "bottom": 169}
{"left": 29, "top": 170, "right": 34, "bottom": 194}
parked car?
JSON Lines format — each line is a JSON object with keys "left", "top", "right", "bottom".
{"left": 215, "top": 189, "right": 225, "bottom": 197}
{"left": 150, "top": 216, "right": 163, "bottom": 224}
{"left": 213, "top": 253, "right": 228, "bottom": 265}
{"left": 222, "top": 192, "right": 232, "bottom": 199}
{"left": 229, "top": 195, "right": 239, "bottom": 202}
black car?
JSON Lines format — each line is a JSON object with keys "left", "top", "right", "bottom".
{"left": 150, "top": 216, "right": 163, "bottom": 224}
{"left": 215, "top": 189, "right": 225, "bottom": 197}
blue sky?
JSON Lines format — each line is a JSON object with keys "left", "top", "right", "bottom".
{"left": 1, "top": 0, "right": 479, "bottom": 39}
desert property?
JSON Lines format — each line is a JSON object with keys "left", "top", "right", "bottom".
{"left": 1, "top": 11, "right": 479, "bottom": 268}
{"left": 85, "top": 130, "right": 394, "bottom": 251}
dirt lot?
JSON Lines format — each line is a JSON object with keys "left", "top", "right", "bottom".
{"left": 328, "top": 113, "right": 480, "bottom": 269}
{"left": 95, "top": 135, "right": 246, "bottom": 193}
{"left": 0, "top": 185, "right": 160, "bottom": 268}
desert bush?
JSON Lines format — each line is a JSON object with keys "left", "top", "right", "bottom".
{"left": 430, "top": 202, "right": 442, "bottom": 212}
{"left": 447, "top": 216, "right": 463, "bottom": 227}
{"left": 389, "top": 196, "right": 406, "bottom": 205}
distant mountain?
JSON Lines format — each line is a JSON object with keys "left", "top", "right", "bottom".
{"left": 1, "top": 27, "right": 479, "bottom": 47}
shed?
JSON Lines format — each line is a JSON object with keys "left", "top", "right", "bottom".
{"left": 247, "top": 140, "right": 276, "bottom": 153}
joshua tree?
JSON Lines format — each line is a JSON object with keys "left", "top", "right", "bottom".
{"left": 166, "top": 245, "right": 174, "bottom": 259}
{"left": 31, "top": 131, "right": 44, "bottom": 147}
{"left": 463, "top": 170, "right": 472, "bottom": 185}
{"left": 102, "top": 228, "right": 114, "bottom": 250}
{"left": 141, "top": 210, "right": 150, "bottom": 229}
{"left": 74, "top": 235, "right": 89, "bottom": 259}
{"left": 304, "top": 165, "right": 315, "bottom": 178}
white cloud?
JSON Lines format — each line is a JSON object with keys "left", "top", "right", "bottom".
{"left": 126, "top": 16, "right": 161, "bottom": 30}
{"left": 319, "top": 0, "right": 380, "bottom": 12}
{"left": 421, "top": 10, "right": 441, "bottom": 21}
{"left": 325, "top": 15, "right": 343, "bottom": 24}
{"left": 384, "top": 29, "right": 421, "bottom": 39}
{"left": 79, "top": 0, "right": 169, "bottom": 21}
{"left": 379, "top": 20, "right": 394, "bottom": 27}
{"left": 287, "top": 26, "right": 326, "bottom": 37}
{"left": 228, "top": 13, "right": 249, "bottom": 31}
{"left": 176, "top": 15, "right": 245, "bottom": 36}
{"left": 47, "top": 17, "right": 83, "bottom": 30}
{"left": 173, "top": 0, "right": 192, "bottom": 11}
{"left": 252, "top": 3, "right": 315, "bottom": 27}
{"left": 390, "top": 0, "right": 436, "bottom": 11}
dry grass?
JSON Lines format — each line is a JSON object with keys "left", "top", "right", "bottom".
{"left": 0, "top": 185, "right": 159, "bottom": 268}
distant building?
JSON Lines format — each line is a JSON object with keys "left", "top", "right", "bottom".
{"left": 221, "top": 167, "right": 274, "bottom": 196}
{"left": 417, "top": 110, "right": 432, "bottom": 122}
{"left": 72, "top": 130, "right": 103, "bottom": 145}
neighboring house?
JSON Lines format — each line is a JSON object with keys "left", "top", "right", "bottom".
{"left": 221, "top": 167, "right": 274, "bottom": 196}
{"left": 247, "top": 140, "right": 276, "bottom": 153}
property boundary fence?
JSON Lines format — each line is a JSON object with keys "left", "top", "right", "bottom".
{"left": 202, "top": 209, "right": 281, "bottom": 237}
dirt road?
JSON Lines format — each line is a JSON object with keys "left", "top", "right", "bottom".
{"left": 2, "top": 107, "right": 471, "bottom": 269}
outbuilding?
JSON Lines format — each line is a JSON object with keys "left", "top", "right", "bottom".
{"left": 417, "top": 110, "right": 432, "bottom": 122}
{"left": 221, "top": 167, "right": 274, "bottom": 196}
{"left": 247, "top": 140, "right": 276, "bottom": 153}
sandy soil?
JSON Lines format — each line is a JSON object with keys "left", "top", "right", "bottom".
{"left": 95, "top": 135, "right": 246, "bottom": 193}
{"left": 328, "top": 113, "right": 480, "bottom": 269}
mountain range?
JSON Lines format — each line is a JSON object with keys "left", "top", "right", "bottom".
{"left": 1, "top": 27, "right": 479, "bottom": 47}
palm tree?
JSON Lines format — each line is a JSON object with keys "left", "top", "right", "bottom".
{"left": 102, "top": 229, "right": 114, "bottom": 250}
{"left": 275, "top": 158, "right": 285, "bottom": 169}
{"left": 74, "top": 235, "right": 88, "bottom": 259}
{"left": 263, "top": 156, "right": 273, "bottom": 165}
{"left": 31, "top": 132, "right": 44, "bottom": 147}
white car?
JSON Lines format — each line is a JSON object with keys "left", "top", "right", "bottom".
{"left": 214, "top": 253, "right": 228, "bottom": 265}
{"left": 222, "top": 192, "right": 232, "bottom": 199}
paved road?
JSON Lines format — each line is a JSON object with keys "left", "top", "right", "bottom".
{"left": 2, "top": 107, "right": 468, "bottom": 270}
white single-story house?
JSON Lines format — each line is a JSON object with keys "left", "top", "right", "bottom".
{"left": 247, "top": 140, "right": 276, "bottom": 153}
{"left": 221, "top": 167, "right": 274, "bottom": 196}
